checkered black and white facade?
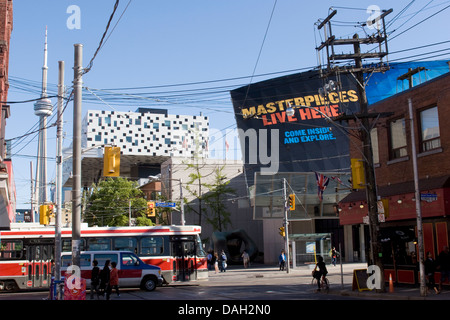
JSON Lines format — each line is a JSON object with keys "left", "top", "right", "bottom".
{"left": 82, "top": 108, "right": 209, "bottom": 157}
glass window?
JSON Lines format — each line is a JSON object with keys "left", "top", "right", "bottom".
{"left": 390, "top": 118, "right": 407, "bottom": 159}
{"left": 62, "top": 239, "right": 86, "bottom": 252}
{"left": 153, "top": 123, "right": 159, "bottom": 129}
{"left": 87, "top": 238, "right": 111, "bottom": 251}
{"left": 140, "top": 237, "right": 164, "bottom": 255}
{"left": 196, "top": 235, "right": 206, "bottom": 257}
{"left": 114, "top": 237, "right": 137, "bottom": 252}
{"left": 94, "top": 253, "right": 118, "bottom": 268}
{"left": 121, "top": 252, "right": 139, "bottom": 266}
{"left": 61, "top": 255, "right": 72, "bottom": 267}
{"left": 370, "top": 127, "right": 379, "bottom": 164}
{"left": 0, "top": 240, "right": 23, "bottom": 259}
{"left": 60, "top": 254, "right": 91, "bottom": 267}
{"left": 80, "top": 254, "right": 92, "bottom": 267}
{"left": 420, "top": 106, "right": 440, "bottom": 152}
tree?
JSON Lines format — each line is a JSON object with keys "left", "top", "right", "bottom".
{"left": 203, "top": 166, "right": 236, "bottom": 232}
{"left": 84, "top": 177, "right": 152, "bottom": 227}
{"left": 184, "top": 160, "right": 214, "bottom": 226}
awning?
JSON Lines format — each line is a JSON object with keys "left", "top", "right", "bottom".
{"left": 379, "top": 227, "right": 416, "bottom": 243}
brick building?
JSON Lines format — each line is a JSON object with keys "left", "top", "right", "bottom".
{"left": 339, "top": 70, "right": 450, "bottom": 285}
{"left": 0, "top": 0, "right": 14, "bottom": 230}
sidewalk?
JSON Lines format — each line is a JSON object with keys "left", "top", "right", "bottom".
{"left": 209, "top": 262, "right": 450, "bottom": 300}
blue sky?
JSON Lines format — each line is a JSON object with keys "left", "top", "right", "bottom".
{"left": 7, "top": 0, "right": 450, "bottom": 208}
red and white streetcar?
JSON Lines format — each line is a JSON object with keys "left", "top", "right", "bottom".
{"left": 0, "top": 223, "right": 208, "bottom": 291}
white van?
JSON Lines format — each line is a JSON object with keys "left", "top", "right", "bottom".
{"left": 61, "top": 251, "right": 163, "bottom": 291}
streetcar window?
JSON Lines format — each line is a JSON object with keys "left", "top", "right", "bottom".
{"left": 140, "top": 237, "right": 164, "bottom": 255}
{"left": 0, "top": 240, "right": 23, "bottom": 259}
{"left": 88, "top": 238, "right": 111, "bottom": 251}
{"left": 196, "top": 235, "right": 206, "bottom": 257}
{"left": 62, "top": 239, "right": 86, "bottom": 252}
{"left": 94, "top": 253, "right": 118, "bottom": 267}
{"left": 113, "top": 237, "right": 137, "bottom": 252}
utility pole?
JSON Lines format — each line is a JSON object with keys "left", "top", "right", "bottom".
{"left": 316, "top": 9, "right": 392, "bottom": 292}
{"left": 72, "top": 44, "right": 83, "bottom": 268}
{"left": 55, "top": 60, "right": 64, "bottom": 283}
{"left": 408, "top": 98, "right": 427, "bottom": 296}
{"left": 180, "top": 178, "right": 185, "bottom": 225}
{"left": 30, "top": 162, "right": 34, "bottom": 222}
{"left": 283, "top": 178, "right": 290, "bottom": 273}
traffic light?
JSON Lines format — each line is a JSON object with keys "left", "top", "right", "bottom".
{"left": 48, "top": 204, "right": 54, "bottom": 217}
{"left": 279, "top": 227, "right": 285, "bottom": 237}
{"left": 351, "top": 158, "right": 365, "bottom": 189}
{"left": 103, "top": 146, "right": 121, "bottom": 177}
{"left": 39, "top": 205, "right": 49, "bottom": 225}
{"left": 288, "top": 194, "right": 295, "bottom": 211}
{"left": 147, "top": 201, "right": 156, "bottom": 217}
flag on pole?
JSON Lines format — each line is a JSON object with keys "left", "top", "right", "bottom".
{"left": 225, "top": 140, "right": 229, "bottom": 153}
{"left": 315, "top": 172, "right": 330, "bottom": 201}
{"left": 182, "top": 136, "right": 188, "bottom": 149}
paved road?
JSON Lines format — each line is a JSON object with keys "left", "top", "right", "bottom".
{"left": 0, "top": 262, "right": 364, "bottom": 301}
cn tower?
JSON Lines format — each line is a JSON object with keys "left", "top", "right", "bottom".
{"left": 34, "top": 27, "right": 53, "bottom": 208}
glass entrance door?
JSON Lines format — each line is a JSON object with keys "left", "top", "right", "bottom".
{"left": 170, "top": 236, "right": 196, "bottom": 281}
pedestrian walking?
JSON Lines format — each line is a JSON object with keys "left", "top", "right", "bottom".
{"left": 109, "top": 261, "right": 120, "bottom": 299}
{"left": 220, "top": 250, "right": 227, "bottom": 272}
{"left": 99, "top": 260, "right": 111, "bottom": 299}
{"left": 241, "top": 250, "right": 250, "bottom": 268}
{"left": 207, "top": 251, "right": 213, "bottom": 270}
{"left": 330, "top": 247, "right": 339, "bottom": 267}
{"left": 424, "top": 251, "right": 439, "bottom": 294}
{"left": 279, "top": 249, "right": 286, "bottom": 271}
{"left": 214, "top": 252, "right": 220, "bottom": 273}
{"left": 90, "top": 260, "right": 101, "bottom": 300}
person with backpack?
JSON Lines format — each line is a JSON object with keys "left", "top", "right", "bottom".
{"left": 220, "top": 250, "right": 227, "bottom": 272}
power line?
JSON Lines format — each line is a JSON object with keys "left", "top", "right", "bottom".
{"left": 83, "top": 0, "right": 120, "bottom": 75}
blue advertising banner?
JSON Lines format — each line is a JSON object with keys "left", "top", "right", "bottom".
{"left": 230, "top": 70, "right": 360, "bottom": 185}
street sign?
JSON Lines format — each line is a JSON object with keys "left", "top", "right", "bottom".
{"left": 420, "top": 193, "right": 437, "bottom": 202}
{"left": 155, "top": 202, "right": 176, "bottom": 208}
